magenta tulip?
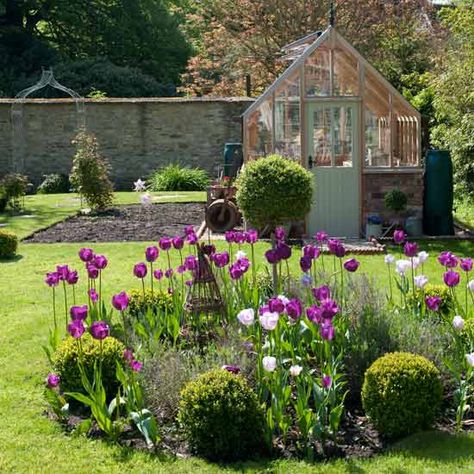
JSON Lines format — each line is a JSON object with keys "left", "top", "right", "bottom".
{"left": 67, "top": 320, "right": 85, "bottom": 339}
{"left": 79, "top": 248, "right": 94, "bottom": 262}
{"left": 133, "top": 262, "right": 147, "bottom": 278}
{"left": 90, "top": 321, "right": 109, "bottom": 340}
{"left": 145, "top": 246, "right": 159, "bottom": 262}
{"left": 112, "top": 291, "right": 130, "bottom": 311}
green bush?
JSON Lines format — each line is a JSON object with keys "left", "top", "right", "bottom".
{"left": 1, "top": 173, "right": 28, "bottom": 211}
{"left": 0, "top": 230, "right": 18, "bottom": 258}
{"left": 236, "top": 155, "right": 313, "bottom": 229}
{"left": 128, "top": 289, "right": 174, "bottom": 317}
{"left": 362, "top": 352, "right": 442, "bottom": 438}
{"left": 149, "top": 164, "right": 209, "bottom": 191}
{"left": 407, "top": 284, "right": 454, "bottom": 316}
{"left": 384, "top": 188, "right": 408, "bottom": 213}
{"left": 37, "top": 173, "right": 70, "bottom": 194}
{"left": 0, "top": 184, "right": 7, "bottom": 212}
{"left": 178, "top": 369, "right": 265, "bottom": 461}
{"left": 70, "top": 132, "right": 114, "bottom": 211}
{"left": 52, "top": 333, "right": 126, "bottom": 399}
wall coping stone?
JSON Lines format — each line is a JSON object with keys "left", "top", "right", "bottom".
{"left": 0, "top": 97, "right": 255, "bottom": 105}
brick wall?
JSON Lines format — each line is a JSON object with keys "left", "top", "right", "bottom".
{"left": 0, "top": 97, "right": 254, "bottom": 189}
{"left": 362, "top": 170, "right": 424, "bottom": 224}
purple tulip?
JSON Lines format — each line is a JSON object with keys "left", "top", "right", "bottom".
{"left": 45, "top": 272, "right": 60, "bottom": 287}
{"left": 93, "top": 255, "right": 108, "bottom": 270}
{"left": 123, "top": 349, "right": 134, "bottom": 363}
{"left": 225, "top": 231, "right": 236, "bottom": 243}
{"left": 234, "top": 232, "right": 246, "bottom": 245}
{"left": 306, "top": 305, "right": 322, "bottom": 324}
{"left": 145, "top": 246, "right": 159, "bottom": 263}
{"left": 79, "top": 248, "right": 94, "bottom": 262}
{"left": 393, "top": 230, "right": 407, "bottom": 244}
{"left": 165, "top": 268, "right": 174, "bottom": 278}
{"left": 86, "top": 264, "right": 99, "bottom": 280}
{"left": 70, "top": 305, "right": 88, "bottom": 321}
{"left": 187, "top": 232, "right": 198, "bottom": 245}
{"left": 212, "top": 251, "right": 230, "bottom": 268}
{"left": 153, "top": 269, "right": 163, "bottom": 280}
{"left": 320, "top": 298, "right": 340, "bottom": 322}
{"left": 222, "top": 364, "right": 240, "bottom": 374}
{"left": 300, "top": 255, "right": 312, "bottom": 273}
{"left": 425, "top": 295, "right": 442, "bottom": 311}
{"left": 112, "top": 291, "right": 130, "bottom": 311}
{"left": 172, "top": 236, "right": 184, "bottom": 250}
{"left": 322, "top": 375, "right": 332, "bottom": 389}
{"left": 46, "top": 373, "right": 60, "bottom": 388}
{"left": 133, "top": 262, "right": 148, "bottom": 279}
{"left": 315, "top": 231, "right": 328, "bottom": 243}
{"left": 246, "top": 229, "right": 258, "bottom": 244}
{"left": 320, "top": 322, "right": 335, "bottom": 340}
{"left": 202, "top": 244, "right": 216, "bottom": 255}
{"left": 438, "top": 251, "right": 458, "bottom": 268}
{"left": 56, "top": 265, "right": 70, "bottom": 281}
{"left": 159, "top": 237, "right": 172, "bottom": 251}
{"left": 130, "top": 360, "right": 143, "bottom": 372}
{"left": 265, "top": 249, "right": 280, "bottom": 264}
{"left": 444, "top": 270, "right": 460, "bottom": 287}
{"left": 286, "top": 299, "right": 302, "bottom": 320}
{"left": 184, "top": 225, "right": 194, "bottom": 236}
{"left": 403, "top": 242, "right": 419, "bottom": 258}
{"left": 237, "top": 257, "right": 250, "bottom": 272}
{"left": 67, "top": 320, "right": 85, "bottom": 339}
{"left": 185, "top": 279, "right": 193, "bottom": 287}
{"left": 460, "top": 258, "right": 473, "bottom": 272}
{"left": 303, "top": 244, "right": 320, "bottom": 260}
{"left": 276, "top": 242, "right": 292, "bottom": 260}
{"left": 268, "top": 297, "right": 285, "bottom": 313}
{"left": 177, "top": 264, "right": 186, "bottom": 274}
{"left": 184, "top": 255, "right": 198, "bottom": 271}
{"left": 88, "top": 288, "right": 99, "bottom": 303}
{"left": 343, "top": 258, "right": 360, "bottom": 273}
{"left": 312, "top": 285, "right": 331, "bottom": 301}
{"left": 327, "top": 239, "right": 345, "bottom": 258}
{"left": 66, "top": 270, "right": 79, "bottom": 285}
{"left": 90, "top": 321, "right": 109, "bottom": 340}
{"left": 275, "top": 226, "right": 285, "bottom": 241}
{"left": 229, "top": 264, "right": 243, "bottom": 280}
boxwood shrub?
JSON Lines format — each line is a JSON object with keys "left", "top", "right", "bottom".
{"left": 362, "top": 352, "right": 442, "bottom": 438}
{"left": 0, "top": 230, "right": 18, "bottom": 258}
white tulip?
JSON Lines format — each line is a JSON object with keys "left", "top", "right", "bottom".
{"left": 396, "top": 259, "right": 412, "bottom": 276}
{"left": 235, "top": 250, "right": 247, "bottom": 260}
{"left": 385, "top": 254, "right": 395, "bottom": 264}
{"left": 453, "top": 315, "right": 465, "bottom": 331}
{"left": 418, "top": 251, "right": 429, "bottom": 263}
{"left": 468, "top": 280, "right": 474, "bottom": 292}
{"left": 465, "top": 353, "right": 474, "bottom": 367}
{"left": 237, "top": 308, "right": 255, "bottom": 326}
{"left": 259, "top": 312, "right": 279, "bottom": 331}
{"left": 414, "top": 275, "right": 428, "bottom": 289}
{"left": 262, "top": 356, "right": 277, "bottom": 372}
{"left": 289, "top": 365, "right": 303, "bottom": 377}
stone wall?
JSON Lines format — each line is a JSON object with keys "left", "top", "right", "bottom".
{"left": 362, "top": 170, "right": 424, "bottom": 224}
{"left": 0, "top": 97, "right": 254, "bottom": 189}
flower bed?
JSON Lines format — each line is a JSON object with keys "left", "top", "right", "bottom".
{"left": 42, "top": 226, "right": 474, "bottom": 461}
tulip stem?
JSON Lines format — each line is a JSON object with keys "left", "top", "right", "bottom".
{"left": 150, "top": 262, "right": 154, "bottom": 296}
{"left": 339, "top": 259, "right": 344, "bottom": 310}
{"left": 72, "top": 285, "right": 76, "bottom": 305}
{"left": 141, "top": 278, "right": 145, "bottom": 297}
{"left": 62, "top": 281, "right": 68, "bottom": 331}
{"left": 52, "top": 287, "right": 57, "bottom": 331}
{"left": 98, "top": 271, "right": 102, "bottom": 319}
{"left": 387, "top": 264, "right": 393, "bottom": 302}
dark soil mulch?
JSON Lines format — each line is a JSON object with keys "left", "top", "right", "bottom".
{"left": 24, "top": 203, "right": 206, "bottom": 243}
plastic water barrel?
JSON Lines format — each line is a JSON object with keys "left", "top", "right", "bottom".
{"left": 423, "top": 150, "right": 454, "bottom": 235}
{"left": 223, "top": 143, "right": 243, "bottom": 177}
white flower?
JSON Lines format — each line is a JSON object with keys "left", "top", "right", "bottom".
{"left": 237, "top": 308, "right": 255, "bottom": 326}
{"left": 414, "top": 275, "right": 428, "bottom": 289}
{"left": 289, "top": 365, "right": 302, "bottom": 377}
{"left": 133, "top": 178, "right": 147, "bottom": 192}
{"left": 412, "top": 257, "right": 421, "bottom": 270}
{"left": 262, "top": 356, "right": 277, "bottom": 372}
{"left": 140, "top": 192, "right": 152, "bottom": 206}
{"left": 465, "top": 353, "right": 474, "bottom": 367}
{"left": 384, "top": 254, "right": 395, "bottom": 264}
{"left": 453, "top": 315, "right": 465, "bottom": 331}
{"left": 396, "top": 259, "right": 412, "bottom": 276}
{"left": 468, "top": 280, "right": 474, "bottom": 292}
{"left": 418, "top": 251, "right": 429, "bottom": 263}
{"left": 259, "top": 311, "right": 279, "bottom": 331}
{"left": 235, "top": 250, "right": 247, "bottom": 260}
{"left": 277, "top": 294, "right": 290, "bottom": 305}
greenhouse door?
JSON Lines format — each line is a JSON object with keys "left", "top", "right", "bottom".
{"left": 307, "top": 102, "right": 360, "bottom": 237}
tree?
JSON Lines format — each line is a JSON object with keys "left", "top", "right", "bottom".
{"left": 178, "top": 0, "right": 439, "bottom": 97}
{"left": 431, "top": 1, "right": 474, "bottom": 199}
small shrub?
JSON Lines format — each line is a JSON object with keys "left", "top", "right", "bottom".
{"left": 37, "top": 173, "right": 70, "bottom": 194}
{"left": 362, "top": 352, "right": 442, "bottom": 438}
{"left": 407, "top": 284, "right": 454, "bottom": 316}
{"left": 128, "top": 289, "right": 174, "bottom": 317}
{"left": 53, "top": 333, "right": 126, "bottom": 399}
{"left": 70, "top": 132, "right": 114, "bottom": 211}
{"left": 1, "top": 173, "right": 28, "bottom": 211}
{"left": 0, "top": 229, "right": 18, "bottom": 257}
{"left": 236, "top": 155, "right": 313, "bottom": 229}
{"left": 178, "top": 369, "right": 265, "bottom": 461}
{"left": 384, "top": 188, "right": 408, "bottom": 213}
{"left": 0, "top": 184, "right": 7, "bottom": 212}
{"left": 149, "top": 164, "right": 209, "bottom": 191}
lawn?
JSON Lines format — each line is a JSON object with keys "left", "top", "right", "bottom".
{"left": 2, "top": 195, "right": 474, "bottom": 473}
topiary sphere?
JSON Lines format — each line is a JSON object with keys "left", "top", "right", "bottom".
{"left": 178, "top": 369, "right": 265, "bottom": 461}
{"left": 0, "top": 229, "right": 18, "bottom": 258}
{"left": 53, "top": 333, "right": 126, "bottom": 400}
{"left": 236, "top": 155, "right": 313, "bottom": 229}
{"left": 362, "top": 352, "right": 442, "bottom": 438}
{"left": 128, "top": 288, "right": 173, "bottom": 318}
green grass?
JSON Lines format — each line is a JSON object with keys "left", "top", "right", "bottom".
{"left": 454, "top": 199, "right": 474, "bottom": 230}
{"left": 0, "top": 192, "right": 206, "bottom": 239}
{"left": 2, "top": 240, "right": 474, "bottom": 473}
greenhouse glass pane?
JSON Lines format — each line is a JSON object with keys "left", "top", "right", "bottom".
{"left": 245, "top": 100, "right": 273, "bottom": 160}
{"left": 305, "top": 42, "right": 331, "bottom": 97}
{"left": 333, "top": 44, "right": 359, "bottom": 96}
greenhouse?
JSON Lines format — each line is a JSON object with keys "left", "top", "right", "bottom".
{"left": 243, "top": 26, "right": 422, "bottom": 237}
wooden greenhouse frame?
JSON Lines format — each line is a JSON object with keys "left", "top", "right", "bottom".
{"left": 242, "top": 26, "right": 423, "bottom": 238}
